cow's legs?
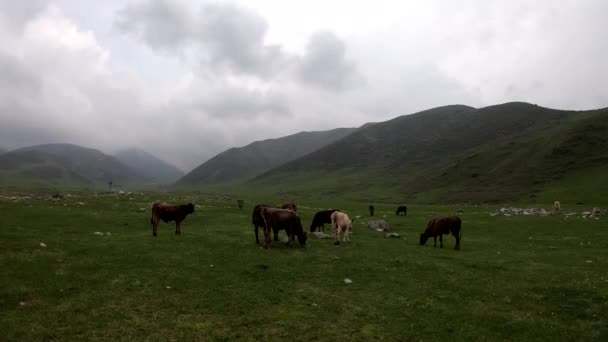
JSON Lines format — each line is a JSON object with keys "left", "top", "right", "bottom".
{"left": 273, "top": 229, "right": 279, "bottom": 242}
{"left": 175, "top": 221, "right": 181, "bottom": 235}
{"left": 152, "top": 222, "right": 158, "bottom": 237}
{"left": 263, "top": 224, "right": 272, "bottom": 248}
{"left": 334, "top": 227, "right": 340, "bottom": 245}
{"left": 255, "top": 225, "right": 260, "bottom": 244}
{"left": 439, "top": 234, "right": 443, "bottom": 248}
{"left": 454, "top": 231, "right": 461, "bottom": 250}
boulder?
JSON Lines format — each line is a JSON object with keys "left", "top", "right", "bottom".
{"left": 367, "top": 220, "right": 390, "bottom": 231}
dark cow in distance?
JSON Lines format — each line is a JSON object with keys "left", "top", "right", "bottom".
{"left": 310, "top": 209, "right": 339, "bottom": 232}
{"left": 261, "top": 207, "right": 307, "bottom": 248}
{"left": 369, "top": 205, "right": 375, "bottom": 216}
{"left": 419, "top": 216, "right": 461, "bottom": 250}
{"left": 280, "top": 202, "right": 297, "bottom": 212}
{"left": 396, "top": 206, "right": 407, "bottom": 216}
{"left": 150, "top": 203, "right": 195, "bottom": 237}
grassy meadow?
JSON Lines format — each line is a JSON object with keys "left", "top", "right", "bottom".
{"left": 1, "top": 192, "right": 607, "bottom": 340}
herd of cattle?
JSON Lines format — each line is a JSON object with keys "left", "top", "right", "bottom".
{"left": 150, "top": 201, "right": 462, "bottom": 250}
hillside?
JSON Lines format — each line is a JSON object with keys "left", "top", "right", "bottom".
{"left": 175, "top": 127, "right": 357, "bottom": 186}
{"left": 0, "top": 147, "right": 6, "bottom": 155}
{"left": 114, "top": 148, "right": 184, "bottom": 184}
{"left": 250, "top": 103, "right": 608, "bottom": 203}
{"left": 0, "top": 144, "right": 145, "bottom": 189}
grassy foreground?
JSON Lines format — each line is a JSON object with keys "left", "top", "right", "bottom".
{"left": 1, "top": 193, "right": 607, "bottom": 341}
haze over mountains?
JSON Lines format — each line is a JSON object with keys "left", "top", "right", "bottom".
{"left": 176, "top": 128, "right": 357, "bottom": 186}
{"left": 1, "top": 102, "right": 606, "bottom": 203}
{"left": 114, "top": 148, "right": 184, "bottom": 184}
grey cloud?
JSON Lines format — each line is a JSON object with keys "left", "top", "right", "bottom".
{"left": 0, "top": 0, "right": 49, "bottom": 30}
{"left": 116, "top": 1, "right": 287, "bottom": 78}
{"left": 115, "top": 0, "right": 192, "bottom": 50}
{"left": 297, "top": 31, "right": 362, "bottom": 90}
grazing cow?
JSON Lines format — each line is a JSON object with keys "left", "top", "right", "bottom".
{"left": 281, "top": 202, "right": 298, "bottom": 212}
{"left": 331, "top": 211, "right": 355, "bottom": 245}
{"left": 369, "top": 205, "right": 375, "bottom": 216}
{"left": 261, "top": 207, "right": 307, "bottom": 248}
{"left": 237, "top": 199, "right": 245, "bottom": 210}
{"left": 310, "top": 209, "right": 339, "bottom": 232}
{"left": 396, "top": 206, "right": 407, "bottom": 216}
{"left": 419, "top": 216, "right": 461, "bottom": 250}
{"left": 552, "top": 201, "right": 561, "bottom": 215}
{"left": 150, "top": 203, "right": 195, "bottom": 237}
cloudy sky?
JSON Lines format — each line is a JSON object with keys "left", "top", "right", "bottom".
{"left": 1, "top": 0, "right": 607, "bottom": 171}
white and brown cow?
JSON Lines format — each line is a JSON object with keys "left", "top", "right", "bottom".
{"left": 331, "top": 211, "right": 354, "bottom": 245}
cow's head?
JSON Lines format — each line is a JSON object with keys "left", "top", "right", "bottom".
{"left": 186, "top": 203, "right": 195, "bottom": 214}
{"left": 419, "top": 233, "right": 429, "bottom": 246}
{"left": 295, "top": 217, "right": 307, "bottom": 245}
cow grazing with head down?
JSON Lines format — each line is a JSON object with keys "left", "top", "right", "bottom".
{"left": 261, "top": 207, "right": 307, "bottom": 248}
{"left": 310, "top": 209, "right": 339, "bottom": 232}
{"left": 419, "top": 216, "right": 461, "bottom": 250}
{"left": 150, "top": 203, "right": 195, "bottom": 237}
{"left": 396, "top": 206, "right": 407, "bottom": 216}
{"left": 331, "top": 211, "right": 354, "bottom": 245}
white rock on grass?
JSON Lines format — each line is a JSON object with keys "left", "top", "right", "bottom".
{"left": 94, "top": 232, "right": 104, "bottom": 235}
{"left": 344, "top": 278, "right": 352, "bottom": 284}
{"left": 39, "top": 242, "right": 47, "bottom": 247}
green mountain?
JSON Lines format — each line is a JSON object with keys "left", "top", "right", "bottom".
{"left": 249, "top": 103, "right": 608, "bottom": 203}
{"left": 114, "top": 148, "right": 184, "bottom": 184}
{"left": 175, "top": 127, "right": 357, "bottom": 186}
{"left": 0, "top": 143, "right": 146, "bottom": 189}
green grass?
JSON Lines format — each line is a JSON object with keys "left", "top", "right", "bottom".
{"left": 1, "top": 193, "right": 608, "bottom": 340}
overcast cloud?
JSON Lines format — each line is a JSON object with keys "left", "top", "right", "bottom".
{"left": 1, "top": 0, "right": 607, "bottom": 171}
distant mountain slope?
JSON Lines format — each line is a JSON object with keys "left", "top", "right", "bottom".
{"left": 175, "top": 127, "right": 357, "bottom": 186}
{"left": 0, "top": 147, "right": 6, "bottom": 155}
{"left": 114, "top": 148, "right": 184, "bottom": 184}
{"left": 0, "top": 143, "right": 145, "bottom": 188}
{"left": 251, "top": 103, "right": 608, "bottom": 203}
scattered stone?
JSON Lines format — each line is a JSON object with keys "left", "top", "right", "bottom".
{"left": 368, "top": 220, "right": 390, "bottom": 231}
{"left": 77, "top": 202, "right": 85, "bottom": 205}
{"left": 166, "top": 286, "right": 171, "bottom": 289}
{"left": 344, "top": 278, "right": 352, "bottom": 284}
{"left": 385, "top": 233, "right": 401, "bottom": 238}
{"left": 585, "top": 260, "right": 593, "bottom": 263}
{"left": 93, "top": 232, "right": 104, "bottom": 235}
{"left": 40, "top": 242, "right": 47, "bottom": 248}
{"left": 311, "top": 303, "right": 318, "bottom": 307}
{"left": 209, "top": 264, "right": 214, "bottom": 268}
{"left": 105, "top": 232, "right": 112, "bottom": 236}
{"left": 355, "top": 215, "right": 361, "bottom": 219}
{"left": 19, "top": 301, "right": 26, "bottom": 306}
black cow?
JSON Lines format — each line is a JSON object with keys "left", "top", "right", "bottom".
{"left": 310, "top": 209, "right": 339, "bottom": 232}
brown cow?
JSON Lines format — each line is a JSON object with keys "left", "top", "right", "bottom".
{"left": 252, "top": 204, "right": 274, "bottom": 244}
{"left": 331, "top": 211, "right": 354, "bottom": 245}
{"left": 280, "top": 202, "right": 297, "bottom": 212}
{"left": 419, "top": 216, "right": 461, "bottom": 250}
{"left": 261, "top": 207, "right": 306, "bottom": 248}
{"left": 150, "top": 203, "right": 195, "bottom": 237}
